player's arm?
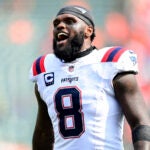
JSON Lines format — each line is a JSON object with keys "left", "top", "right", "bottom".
{"left": 32, "top": 83, "right": 54, "bottom": 150}
{"left": 113, "top": 72, "right": 150, "bottom": 150}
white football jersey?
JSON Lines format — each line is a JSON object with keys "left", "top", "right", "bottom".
{"left": 29, "top": 46, "right": 138, "bottom": 150}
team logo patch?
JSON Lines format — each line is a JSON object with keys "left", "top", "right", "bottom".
{"left": 130, "top": 55, "right": 137, "bottom": 65}
{"left": 129, "top": 50, "right": 137, "bottom": 65}
{"left": 68, "top": 65, "right": 74, "bottom": 72}
{"left": 74, "top": 7, "right": 87, "bottom": 14}
{"left": 44, "top": 72, "right": 54, "bottom": 86}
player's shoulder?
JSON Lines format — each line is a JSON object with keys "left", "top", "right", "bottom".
{"left": 31, "top": 53, "right": 58, "bottom": 76}
{"left": 93, "top": 46, "right": 138, "bottom": 77}
{"left": 96, "top": 46, "right": 137, "bottom": 63}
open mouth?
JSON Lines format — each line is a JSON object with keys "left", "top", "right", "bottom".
{"left": 57, "top": 32, "right": 69, "bottom": 42}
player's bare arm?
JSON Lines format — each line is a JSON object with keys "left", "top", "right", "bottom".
{"left": 32, "top": 84, "right": 54, "bottom": 150}
{"left": 113, "top": 72, "right": 150, "bottom": 150}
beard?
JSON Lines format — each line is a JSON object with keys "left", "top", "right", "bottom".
{"left": 53, "top": 31, "right": 84, "bottom": 62}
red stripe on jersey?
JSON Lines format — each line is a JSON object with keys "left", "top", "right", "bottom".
{"left": 112, "top": 48, "right": 127, "bottom": 62}
{"left": 101, "top": 47, "right": 118, "bottom": 62}
{"left": 33, "top": 60, "right": 37, "bottom": 76}
{"left": 32, "top": 55, "right": 46, "bottom": 76}
{"left": 40, "top": 55, "right": 46, "bottom": 73}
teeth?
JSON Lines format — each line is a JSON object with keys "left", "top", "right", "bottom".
{"left": 57, "top": 32, "right": 68, "bottom": 38}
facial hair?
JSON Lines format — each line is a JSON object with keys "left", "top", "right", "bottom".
{"left": 53, "top": 31, "right": 84, "bottom": 62}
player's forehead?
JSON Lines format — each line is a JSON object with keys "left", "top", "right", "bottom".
{"left": 53, "top": 13, "right": 84, "bottom": 23}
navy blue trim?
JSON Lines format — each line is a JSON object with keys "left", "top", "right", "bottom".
{"left": 35, "top": 56, "right": 42, "bottom": 74}
{"left": 106, "top": 47, "right": 122, "bottom": 62}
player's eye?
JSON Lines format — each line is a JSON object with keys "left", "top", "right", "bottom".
{"left": 64, "top": 18, "right": 76, "bottom": 25}
{"left": 53, "top": 19, "right": 60, "bottom": 27}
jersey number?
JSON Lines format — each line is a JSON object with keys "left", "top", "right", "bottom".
{"left": 54, "top": 87, "right": 85, "bottom": 139}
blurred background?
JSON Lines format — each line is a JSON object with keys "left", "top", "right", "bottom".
{"left": 0, "top": 0, "right": 150, "bottom": 149}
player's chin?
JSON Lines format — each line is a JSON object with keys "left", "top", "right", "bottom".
{"left": 56, "top": 39, "right": 68, "bottom": 49}
{"left": 56, "top": 43, "right": 71, "bottom": 53}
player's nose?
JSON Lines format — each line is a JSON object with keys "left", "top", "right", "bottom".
{"left": 56, "top": 21, "right": 66, "bottom": 30}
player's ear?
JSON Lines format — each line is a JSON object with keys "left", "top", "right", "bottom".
{"left": 85, "top": 26, "right": 93, "bottom": 38}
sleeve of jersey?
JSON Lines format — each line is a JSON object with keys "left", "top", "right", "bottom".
{"left": 29, "top": 55, "right": 46, "bottom": 82}
{"left": 100, "top": 47, "right": 138, "bottom": 79}
{"left": 115, "top": 49, "right": 138, "bottom": 74}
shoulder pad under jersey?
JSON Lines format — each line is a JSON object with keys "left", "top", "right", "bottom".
{"left": 29, "top": 55, "right": 46, "bottom": 82}
{"left": 32, "top": 55, "right": 46, "bottom": 76}
{"left": 101, "top": 46, "right": 128, "bottom": 62}
{"left": 100, "top": 46, "right": 138, "bottom": 74}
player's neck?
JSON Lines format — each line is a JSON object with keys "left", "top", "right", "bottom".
{"left": 75, "top": 45, "right": 96, "bottom": 59}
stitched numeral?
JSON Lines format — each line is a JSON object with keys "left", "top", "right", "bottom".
{"left": 54, "top": 87, "right": 85, "bottom": 138}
